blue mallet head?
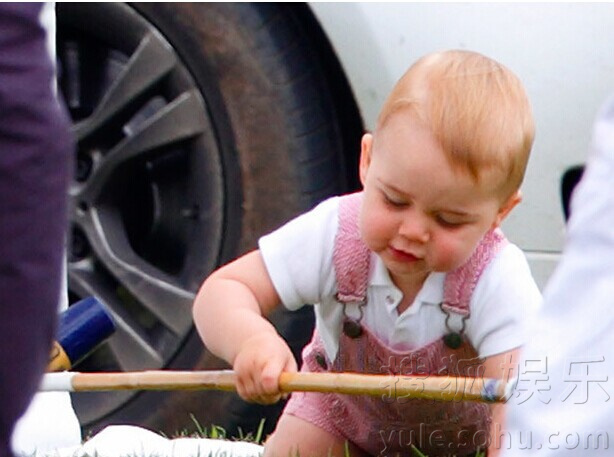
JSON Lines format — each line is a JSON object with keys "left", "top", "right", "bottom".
{"left": 49, "top": 296, "right": 116, "bottom": 371}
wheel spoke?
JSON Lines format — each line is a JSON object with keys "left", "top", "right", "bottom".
{"left": 77, "top": 208, "right": 195, "bottom": 336}
{"left": 80, "top": 90, "right": 208, "bottom": 202}
{"left": 74, "top": 31, "right": 177, "bottom": 141}
{"left": 69, "top": 261, "right": 164, "bottom": 370}
{"left": 106, "top": 326, "right": 163, "bottom": 371}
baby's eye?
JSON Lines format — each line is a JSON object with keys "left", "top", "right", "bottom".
{"left": 435, "top": 215, "right": 466, "bottom": 228}
{"left": 383, "top": 192, "right": 406, "bottom": 208}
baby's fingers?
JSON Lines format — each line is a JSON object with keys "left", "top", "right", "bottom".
{"left": 279, "top": 356, "right": 298, "bottom": 400}
{"left": 235, "top": 361, "right": 282, "bottom": 404}
{"left": 259, "top": 355, "right": 298, "bottom": 402}
{"left": 260, "top": 360, "right": 283, "bottom": 396}
{"left": 234, "top": 369, "right": 258, "bottom": 402}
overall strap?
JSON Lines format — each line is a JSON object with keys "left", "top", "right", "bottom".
{"left": 333, "top": 192, "right": 370, "bottom": 304}
{"left": 442, "top": 228, "right": 508, "bottom": 316}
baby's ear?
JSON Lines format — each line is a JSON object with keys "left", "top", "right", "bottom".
{"left": 359, "top": 133, "right": 373, "bottom": 187}
{"left": 492, "top": 190, "right": 522, "bottom": 228}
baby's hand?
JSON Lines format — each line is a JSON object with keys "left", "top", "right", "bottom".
{"left": 232, "top": 331, "right": 297, "bottom": 404}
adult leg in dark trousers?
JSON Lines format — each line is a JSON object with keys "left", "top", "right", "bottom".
{"left": 0, "top": 3, "right": 73, "bottom": 456}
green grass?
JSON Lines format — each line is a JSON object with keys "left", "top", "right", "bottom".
{"left": 174, "top": 416, "right": 487, "bottom": 457}
{"left": 170, "top": 415, "right": 265, "bottom": 445}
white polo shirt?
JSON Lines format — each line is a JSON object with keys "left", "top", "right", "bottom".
{"left": 259, "top": 196, "right": 541, "bottom": 362}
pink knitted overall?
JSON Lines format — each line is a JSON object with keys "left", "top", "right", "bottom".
{"left": 284, "top": 192, "right": 508, "bottom": 456}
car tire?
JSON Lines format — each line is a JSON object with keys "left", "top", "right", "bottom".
{"left": 57, "top": 2, "right": 348, "bottom": 437}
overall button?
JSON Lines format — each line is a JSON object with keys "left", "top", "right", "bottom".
{"left": 314, "top": 352, "right": 328, "bottom": 370}
{"left": 343, "top": 320, "right": 363, "bottom": 338}
{"left": 443, "top": 332, "right": 463, "bottom": 349}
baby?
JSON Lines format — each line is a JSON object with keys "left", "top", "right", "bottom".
{"left": 194, "top": 50, "right": 541, "bottom": 457}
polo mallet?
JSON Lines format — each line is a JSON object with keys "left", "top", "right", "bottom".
{"left": 47, "top": 296, "right": 116, "bottom": 372}
{"left": 40, "top": 370, "right": 515, "bottom": 403}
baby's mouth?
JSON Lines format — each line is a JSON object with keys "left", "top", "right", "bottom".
{"left": 388, "top": 246, "right": 420, "bottom": 263}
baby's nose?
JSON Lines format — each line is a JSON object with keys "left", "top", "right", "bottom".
{"left": 398, "top": 214, "right": 429, "bottom": 243}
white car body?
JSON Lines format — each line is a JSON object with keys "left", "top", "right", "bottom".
{"left": 311, "top": 2, "right": 614, "bottom": 288}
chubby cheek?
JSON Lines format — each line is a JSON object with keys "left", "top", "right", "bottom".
{"left": 428, "top": 234, "right": 476, "bottom": 272}
{"left": 359, "top": 203, "right": 394, "bottom": 253}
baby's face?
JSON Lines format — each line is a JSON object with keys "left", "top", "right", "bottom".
{"left": 358, "top": 110, "right": 513, "bottom": 290}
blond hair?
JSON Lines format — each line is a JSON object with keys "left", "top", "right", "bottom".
{"left": 376, "top": 50, "right": 535, "bottom": 200}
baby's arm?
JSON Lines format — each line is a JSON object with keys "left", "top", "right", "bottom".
{"left": 192, "top": 250, "right": 297, "bottom": 405}
{"left": 482, "top": 347, "right": 521, "bottom": 457}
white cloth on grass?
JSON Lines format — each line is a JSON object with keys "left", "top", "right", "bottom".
{"left": 52, "top": 425, "right": 263, "bottom": 457}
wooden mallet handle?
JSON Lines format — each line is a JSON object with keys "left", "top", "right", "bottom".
{"left": 41, "top": 370, "right": 512, "bottom": 403}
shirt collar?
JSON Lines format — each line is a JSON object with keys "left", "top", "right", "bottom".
{"left": 370, "top": 253, "right": 445, "bottom": 306}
